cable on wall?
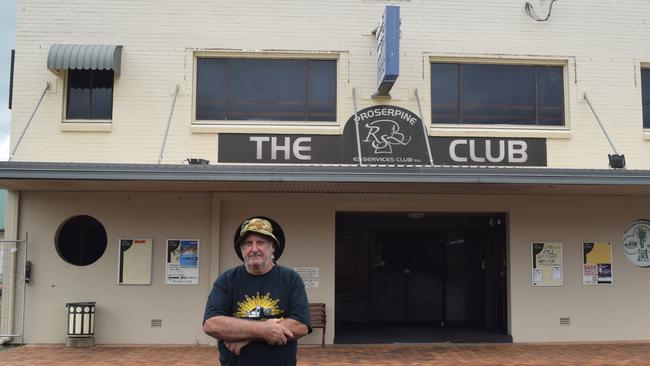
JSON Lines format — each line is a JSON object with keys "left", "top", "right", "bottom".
{"left": 525, "top": 0, "right": 558, "bottom": 22}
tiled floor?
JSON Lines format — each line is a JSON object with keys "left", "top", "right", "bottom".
{"left": 2, "top": 343, "right": 650, "bottom": 365}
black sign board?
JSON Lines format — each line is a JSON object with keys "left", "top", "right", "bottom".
{"left": 218, "top": 105, "right": 547, "bottom": 167}
{"left": 342, "top": 105, "right": 430, "bottom": 165}
{"left": 429, "top": 137, "right": 547, "bottom": 166}
{"left": 218, "top": 134, "right": 341, "bottom": 164}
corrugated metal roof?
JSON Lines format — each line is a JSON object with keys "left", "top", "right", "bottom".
{"left": 0, "top": 161, "right": 649, "bottom": 183}
{"left": 0, "top": 162, "right": 650, "bottom": 195}
{"left": 47, "top": 44, "right": 123, "bottom": 76}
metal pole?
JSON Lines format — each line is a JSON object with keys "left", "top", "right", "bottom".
{"left": 415, "top": 89, "right": 435, "bottom": 166}
{"left": 9, "top": 83, "right": 49, "bottom": 161}
{"left": 20, "top": 234, "right": 27, "bottom": 345}
{"left": 158, "top": 85, "right": 180, "bottom": 164}
{"left": 352, "top": 88, "right": 364, "bottom": 166}
{"left": 583, "top": 93, "right": 619, "bottom": 155}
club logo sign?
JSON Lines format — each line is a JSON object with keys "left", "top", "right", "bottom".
{"left": 342, "top": 105, "right": 429, "bottom": 164}
{"left": 217, "top": 105, "right": 547, "bottom": 166}
{"left": 622, "top": 219, "right": 650, "bottom": 267}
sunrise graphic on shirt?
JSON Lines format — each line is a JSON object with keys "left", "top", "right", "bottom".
{"left": 234, "top": 292, "right": 284, "bottom": 319}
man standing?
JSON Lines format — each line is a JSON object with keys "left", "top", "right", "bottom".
{"left": 203, "top": 217, "right": 312, "bottom": 366}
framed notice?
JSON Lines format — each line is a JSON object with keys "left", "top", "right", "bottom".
{"left": 165, "top": 239, "right": 199, "bottom": 285}
{"left": 583, "top": 242, "right": 613, "bottom": 285}
{"left": 293, "top": 267, "right": 320, "bottom": 288}
{"left": 531, "top": 242, "right": 563, "bottom": 286}
{"left": 118, "top": 238, "right": 152, "bottom": 285}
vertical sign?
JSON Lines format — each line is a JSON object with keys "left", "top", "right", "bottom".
{"left": 582, "top": 242, "right": 613, "bottom": 285}
{"left": 531, "top": 242, "right": 563, "bottom": 286}
{"left": 9, "top": 49, "right": 15, "bottom": 109}
{"left": 118, "top": 238, "right": 153, "bottom": 285}
{"left": 374, "top": 5, "right": 400, "bottom": 97}
{"left": 166, "top": 239, "right": 199, "bottom": 285}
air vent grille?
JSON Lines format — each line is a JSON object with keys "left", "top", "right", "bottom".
{"left": 560, "top": 317, "right": 570, "bottom": 325}
{"left": 151, "top": 319, "right": 163, "bottom": 327}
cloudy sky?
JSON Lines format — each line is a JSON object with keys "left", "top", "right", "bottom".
{"left": 0, "top": 1, "right": 16, "bottom": 161}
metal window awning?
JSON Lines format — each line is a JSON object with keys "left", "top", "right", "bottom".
{"left": 47, "top": 44, "right": 123, "bottom": 76}
{"left": 1, "top": 161, "right": 650, "bottom": 195}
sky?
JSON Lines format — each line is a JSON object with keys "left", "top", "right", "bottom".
{"left": 0, "top": 0, "right": 16, "bottom": 161}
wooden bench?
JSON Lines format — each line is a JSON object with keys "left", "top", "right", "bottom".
{"left": 309, "top": 303, "right": 326, "bottom": 347}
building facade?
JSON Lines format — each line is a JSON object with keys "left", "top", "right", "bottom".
{"left": 2, "top": 0, "right": 650, "bottom": 345}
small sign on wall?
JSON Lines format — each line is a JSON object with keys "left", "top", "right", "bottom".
{"left": 118, "top": 238, "right": 152, "bottom": 285}
{"left": 294, "top": 267, "right": 319, "bottom": 288}
{"left": 165, "top": 239, "right": 199, "bottom": 285}
{"left": 531, "top": 242, "right": 563, "bottom": 286}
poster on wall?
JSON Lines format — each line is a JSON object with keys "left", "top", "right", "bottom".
{"left": 531, "top": 242, "right": 563, "bottom": 286}
{"left": 165, "top": 239, "right": 199, "bottom": 285}
{"left": 582, "top": 242, "right": 613, "bottom": 285}
{"left": 118, "top": 238, "right": 152, "bottom": 285}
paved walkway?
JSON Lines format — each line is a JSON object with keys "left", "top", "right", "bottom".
{"left": 1, "top": 343, "right": 650, "bottom": 365}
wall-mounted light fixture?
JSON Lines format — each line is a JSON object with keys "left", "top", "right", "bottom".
{"left": 186, "top": 158, "right": 210, "bottom": 165}
{"left": 583, "top": 93, "right": 626, "bottom": 169}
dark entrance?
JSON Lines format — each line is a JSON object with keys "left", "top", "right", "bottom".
{"left": 335, "top": 212, "right": 509, "bottom": 343}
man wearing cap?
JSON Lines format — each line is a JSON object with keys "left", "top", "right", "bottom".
{"left": 203, "top": 217, "right": 312, "bottom": 366}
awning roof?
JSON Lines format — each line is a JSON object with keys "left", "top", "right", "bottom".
{"left": 47, "top": 44, "right": 123, "bottom": 76}
{"left": 0, "top": 161, "right": 650, "bottom": 195}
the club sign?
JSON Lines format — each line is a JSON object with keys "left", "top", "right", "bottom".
{"left": 217, "top": 105, "right": 547, "bottom": 166}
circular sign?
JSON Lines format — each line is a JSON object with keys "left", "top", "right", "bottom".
{"left": 622, "top": 219, "right": 650, "bottom": 267}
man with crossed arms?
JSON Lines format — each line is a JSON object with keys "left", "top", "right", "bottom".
{"left": 203, "top": 217, "right": 312, "bottom": 366}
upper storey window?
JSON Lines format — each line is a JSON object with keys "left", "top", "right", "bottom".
{"left": 431, "top": 63, "right": 564, "bottom": 126}
{"left": 47, "top": 44, "right": 122, "bottom": 121}
{"left": 196, "top": 58, "right": 336, "bottom": 122}
{"left": 66, "top": 69, "right": 114, "bottom": 120}
{"left": 642, "top": 68, "right": 650, "bottom": 128}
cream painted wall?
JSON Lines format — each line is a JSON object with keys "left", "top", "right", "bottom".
{"left": 10, "top": 0, "right": 650, "bottom": 168}
{"left": 19, "top": 192, "right": 214, "bottom": 344}
{"left": 15, "top": 190, "right": 650, "bottom": 344}
{"left": 509, "top": 195, "right": 650, "bottom": 342}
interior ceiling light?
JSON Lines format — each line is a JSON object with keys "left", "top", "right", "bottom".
{"left": 406, "top": 212, "right": 425, "bottom": 220}
{"left": 525, "top": 0, "right": 558, "bottom": 22}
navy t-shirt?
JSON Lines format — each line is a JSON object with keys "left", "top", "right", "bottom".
{"left": 203, "top": 265, "right": 312, "bottom": 366}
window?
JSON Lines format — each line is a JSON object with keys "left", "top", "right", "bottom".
{"left": 66, "top": 69, "right": 114, "bottom": 120}
{"left": 196, "top": 58, "right": 336, "bottom": 122}
{"left": 641, "top": 69, "right": 650, "bottom": 128}
{"left": 431, "top": 63, "right": 564, "bottom": 126}
{"left": 55, "top": 215, "right": 107, "bottom": 266}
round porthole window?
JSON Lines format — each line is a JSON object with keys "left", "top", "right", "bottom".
{"left": 55, "top": 215, "right": 107, "bottom": 266}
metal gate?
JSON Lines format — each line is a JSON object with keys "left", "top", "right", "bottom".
{"left": 0, "top": 237, "right": 28, "bottom": 344}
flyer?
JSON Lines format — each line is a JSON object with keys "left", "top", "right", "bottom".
{"left": 531, "top": 242, "right": 563, "bottom": 286}
{"left": 166, "top": 239, "right": 199, "bottom": 285}
{"left": 582, "top": 242, "right": 613, "bottom": 285}
{"left": 118, "top": 238, "right": 152, "bottom": 285}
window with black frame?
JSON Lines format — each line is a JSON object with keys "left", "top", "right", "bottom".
{"left": 431, "top": 63, "right": 564, "bottom": 126}
{"left": 642, "top": 68, "right": 650, "bottom": 128}
{"left": 196, "top": 58, "right": 336, "bottom": 122}
{"left": 66, "top": 69, "right": 114, "bottom": 120}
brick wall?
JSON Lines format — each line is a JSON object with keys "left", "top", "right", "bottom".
{"left": 10, "top": 0, "right": 650, "bottom": 168}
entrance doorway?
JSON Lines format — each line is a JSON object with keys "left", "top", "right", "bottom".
{"left": 335, "top": 212, "right": 509, "bottom": 343}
